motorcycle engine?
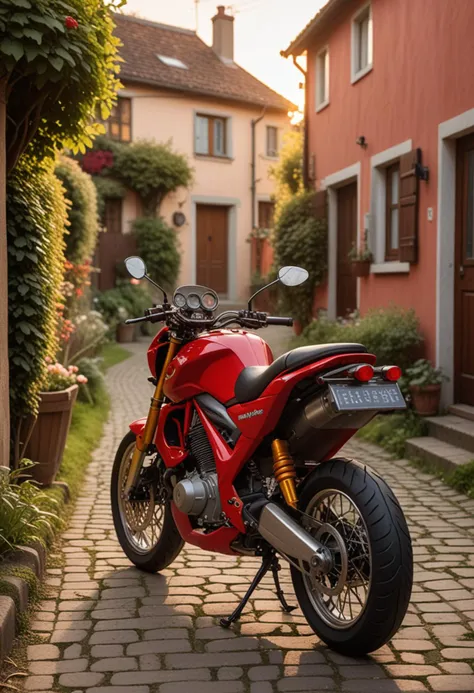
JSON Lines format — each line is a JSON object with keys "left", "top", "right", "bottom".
{"left": 172, "top": 416, "right": 223, "bottom": 525}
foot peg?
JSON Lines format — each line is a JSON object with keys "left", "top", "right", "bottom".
{"left": 220, "top": 551, "right": 296, "bottom": 628}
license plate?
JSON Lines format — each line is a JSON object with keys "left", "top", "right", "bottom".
{"left": 329, "top": 383, "right": 406, "bottom": 412}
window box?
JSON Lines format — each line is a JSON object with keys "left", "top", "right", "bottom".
{"left": 351, "top": 259, "right": 371, "bottom": 277}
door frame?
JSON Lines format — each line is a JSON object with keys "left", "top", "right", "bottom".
{"left": 322, "top": 162, "right": 361, "bottom": 319}
{"left": 191, "top": 196, "right": 240, "bottom": 301}
{"left": 437, "top": 108, "right": 474, "bottom": 406}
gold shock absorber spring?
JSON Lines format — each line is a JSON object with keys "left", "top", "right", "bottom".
{"left": 271, "top": 439, "right": 298, "bottom": 508}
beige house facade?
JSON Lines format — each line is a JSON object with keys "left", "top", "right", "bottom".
{"left": 103, "top": 9, "right": 293, "bottom": 301}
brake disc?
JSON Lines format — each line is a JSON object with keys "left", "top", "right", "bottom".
{"left": 309, "top": 522, "right": 348, "bottom": 597}
{"left": 125, "top": 484, "right": 156, "bottom": 532}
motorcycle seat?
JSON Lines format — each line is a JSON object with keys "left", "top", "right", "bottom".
{"left": 233, "top": 343, "right": 367, "bottom": 404}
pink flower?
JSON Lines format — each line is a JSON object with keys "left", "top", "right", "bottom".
{"left": 45, "top": 356, "right": 52, "bottom": 364}
{"left": 77, "top": 375, "right": 88, "bottom": 384}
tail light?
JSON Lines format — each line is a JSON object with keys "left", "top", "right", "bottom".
{"left": 381, "top": 365, "right": 402, "bottom": 382}
{"left": 351, "top": 364, "right": 374, "bottom": 382}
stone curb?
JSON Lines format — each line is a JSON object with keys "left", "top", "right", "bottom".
{"left": 0, "top": 481, "right": 69, "bottom": 667}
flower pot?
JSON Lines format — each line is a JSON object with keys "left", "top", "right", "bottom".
{"left": 25, "top": 385, "right": 79, "bottom": 486}
{"left": 351, "top": 260, "right": 371, "bottom": 277}
{"left": 409, "top": 384, "right": 441, "bottom": 416}
{"left": 116, "top": 322, "right": 135, "bottom": 343}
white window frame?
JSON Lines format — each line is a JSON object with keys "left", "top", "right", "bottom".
{"left": 351, "top": 3, "right": 373, "bottom": 84}
{"left": 315, "top": 46, "right": 330, "bottom": 112}
{"left": 370, "top": 139, "right": 412, "bottom": 274}
{"left": 266, "top": 125, "right": 279, "bottom": 158}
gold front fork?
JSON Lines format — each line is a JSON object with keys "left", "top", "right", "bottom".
{"left": 123, "top": 336, "right": 181, "bottom": 497}
{"left": 272, "top": 439, "right": 298, "bottom": 508}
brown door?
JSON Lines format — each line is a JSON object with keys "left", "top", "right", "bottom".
{"left": 337, "top": 182, "right": 357, "bottom": 317}
{"left": 196, "top": 204, "right": 228, "bottom": 294}
{"left": 455, "top": 135, "right": 474, "bottom": 405}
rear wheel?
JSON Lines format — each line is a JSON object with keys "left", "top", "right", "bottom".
{"left": 111, "top": 431, "right": 184, "bottom": 572}
{"left": 291, "top": 458, "right": 412, "bottom": 655}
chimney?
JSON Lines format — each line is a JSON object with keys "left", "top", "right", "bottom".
{"left": 212, "top": 5, "right": 234, "bottom": 62}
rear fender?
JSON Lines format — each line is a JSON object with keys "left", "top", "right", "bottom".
{"left": 130, "top": 417, "right": 147, "bottom": 437}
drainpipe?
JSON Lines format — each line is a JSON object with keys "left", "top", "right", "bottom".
{"left": 286, "top": 53, "right": 309, "bottom": 190}
{"left": 251, "top": 106, "right": 266, "bottom": 229}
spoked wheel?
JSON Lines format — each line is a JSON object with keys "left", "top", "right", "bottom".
{"left": 291, "top": 458, "right": 413, "bottom": 655}
{"left": 111, "top": 431, "right": 184, "bottom": 572}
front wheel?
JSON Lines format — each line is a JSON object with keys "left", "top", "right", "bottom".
{"left": 291, "top": 458, "right": 413, "bottom": 655}
{"left": 111, "top": 431, "right": 184, "bottom": 572}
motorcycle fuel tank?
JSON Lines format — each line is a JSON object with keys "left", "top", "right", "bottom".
{"left": 163, "top": 329, "right": 273, "bottom": 404}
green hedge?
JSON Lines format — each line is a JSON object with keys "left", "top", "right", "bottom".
{"left": 133, "top": 217, "right": 180, "bottom": 291}
{"left": 298, "top": 306, "right": 424, "bottom": 371}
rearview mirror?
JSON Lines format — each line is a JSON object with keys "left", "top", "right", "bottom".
{"left": 278, "top": 266, "right": 309, "bottom": 287}
{"left": 125, "top": 256, "right": 146, "bottom": 280}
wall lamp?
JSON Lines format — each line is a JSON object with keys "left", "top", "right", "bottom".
{"left": 356, "top": 136, "right": 367, "bottom": 148}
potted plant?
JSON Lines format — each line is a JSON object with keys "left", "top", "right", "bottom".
{"left": 25, "top": 362, "right": 88, "bottom": 486}
{"left": 349, "top": 231, "right": 373, "bottom": 277}
{"left": 405, "top": 359, "right": 446, "bottom": 416}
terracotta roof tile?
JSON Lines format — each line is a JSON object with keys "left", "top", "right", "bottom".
{"left": 114, "top": 13, "right": 295, "bottom": 112}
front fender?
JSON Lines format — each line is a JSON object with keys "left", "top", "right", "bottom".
{"left": 130, "top": 417, "right": 147, "bottom": 437}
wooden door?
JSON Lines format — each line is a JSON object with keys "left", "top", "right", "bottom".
{"left": 337, "top": 182, "right": 357, "bottom": 317}
{"left": 196, "top": 204, "right": 228, "bottom": 294}
{"left": 455, "top": 135, "right": 474, "bottom": 405}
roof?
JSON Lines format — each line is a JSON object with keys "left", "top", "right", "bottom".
{"left": 282, "top": 0, "right": 348, "bottom": 57}
{"left": 114, "top": 14, "right": 295, "bottom": 112}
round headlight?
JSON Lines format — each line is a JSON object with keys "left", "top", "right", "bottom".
{"left": 174, "top": 292, "right": 186, "bottom": 308}
{"left": 201, "top": 292, "right": 218, "bottom": 312}
{"left": 187, "top": 293, "right": 201, "bottom": 310}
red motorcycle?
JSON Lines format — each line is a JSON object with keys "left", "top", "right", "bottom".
{"left": 111, "top": 256, "right": 413, "bottom": 656}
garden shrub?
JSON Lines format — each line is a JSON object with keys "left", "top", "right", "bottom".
{"left": 357, "top": 411, "right": 428, "bottom": 459}
{"left": 94, "top": 282, "right": 152, "bottom": 330}
{"left": 133, "top": 217, "right": 180, "bottom": 290}
{"left": 269, "top": 129, "right": 303, "bottom": 224}
{"left": 55, "top": 156, "right": 99, "bottom": 265}
{"left": 76, "top": 357, "right": 106, "bottom": 404}
{"left": 273, "top": 191, "right": 327, "bottom": 326}
{"left": 7, "top": 157, "right": 67, "bottom": 461}
{"left": 299, "top": 306, "right": 424, "bottom": 371}
{"left": 0, "top": 464, "right": 60, "bottom": 555}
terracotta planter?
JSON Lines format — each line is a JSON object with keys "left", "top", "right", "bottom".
{"left": 116, "top": 322, "right": 135, "bottom": 343}
{"left": 351, "top": 260, "right": 371, "bottom": 277}
{"left": 409, "top": 384, "right": 441, "bottom": 416}
{"left": 25, "top": 384, "right": 79, "bottom": 486}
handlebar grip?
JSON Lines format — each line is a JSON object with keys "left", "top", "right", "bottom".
{"left": 266, "top": 316, "right": 294, "bottom": 327}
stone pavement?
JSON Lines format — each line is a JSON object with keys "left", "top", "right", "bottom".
{"left": 24, "top": 330, "right": 474, "bottom": 693}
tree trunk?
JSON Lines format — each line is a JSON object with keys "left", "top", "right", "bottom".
{"left": 0, "top": 77, "right": 10, "bottom": 467}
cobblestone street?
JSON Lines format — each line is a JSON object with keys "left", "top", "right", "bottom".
{"left": 25, "top": 332, "right": 474, "bottom": 693}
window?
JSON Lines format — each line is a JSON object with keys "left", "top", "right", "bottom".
{"left": 195, "top": 114, "right": 228, "bottom": 157}
{"left": 385, "top": 163, "right": 400, "bottom": 260}
{"left": 315, "top": 47, "right": 329, "bottom": 111}
{"left": 104, "top": 199, "right": 122, "bottom": 235}
{"left": 258, "top": 201, "right": 275, "bottom": 229}
{"left": 157, "top": 55, "right": 188, "bottom": 69}
{"left": 266, "top": 126, "right": 278, "bottom": 157}
{"left": 104, "top": 97, "right": 131, "bottom": 142}
{"left": 352, "top": 4, "right": 373, "bottom": 83}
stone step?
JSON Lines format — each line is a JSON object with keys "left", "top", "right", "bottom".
{"left": 449, "top": 403, "right": 474, "bottom": 422}
{"left": 426, "top": 414, "right": 474, "bottom": 454}
{"left": 405, "top": 436, "right": 473, "bottom": 475}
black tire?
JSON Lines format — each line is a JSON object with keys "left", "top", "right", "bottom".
{"left": 111, "top": 431, "right": 184, "bottom": 573}
{"left": 291, "top": 457, "right": 413, "bottom": 656}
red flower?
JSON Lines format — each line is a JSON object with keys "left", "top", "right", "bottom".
{"left": 65, "top": 16, "right": 79, "bottom": 29}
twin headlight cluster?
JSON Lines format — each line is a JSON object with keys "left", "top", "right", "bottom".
{"left": 173, "top": 291, "right": 218, "bottom": 312}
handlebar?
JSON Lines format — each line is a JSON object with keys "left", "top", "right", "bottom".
{"left": 266, "top": 316, "right": 294, "bottom": 326}
{"left": 124, "top": 307, "right": 293, "bottom": 329}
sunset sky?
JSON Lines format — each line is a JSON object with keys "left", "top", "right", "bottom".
{"left": 122, "top": 0, "right": 326, "bottom": 111}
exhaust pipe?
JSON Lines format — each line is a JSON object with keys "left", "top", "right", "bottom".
{"left": 257, "top": 502, "right": 332, "bottom": 574}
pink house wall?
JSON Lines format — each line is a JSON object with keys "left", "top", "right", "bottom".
{"left": 305, "top": 0, "right": 474, "bottom": 361}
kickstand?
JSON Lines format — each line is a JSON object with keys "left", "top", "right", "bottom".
{"left": 220, "top": 553, "right": 273, "bottom": 628}
{"left": 270, "top": 556, "right": 297, "bottom": 613}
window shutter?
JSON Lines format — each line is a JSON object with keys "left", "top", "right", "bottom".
{"left": 312, "top": 190, "right": 328, "bottom": 221}
{"left": 399, "top": 148, "right": 420, "bottom": 263}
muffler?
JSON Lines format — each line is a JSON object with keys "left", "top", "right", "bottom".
{"left": 257, "top": 502, "right": 332, "bottom": 574}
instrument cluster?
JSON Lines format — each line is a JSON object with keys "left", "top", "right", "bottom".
{"left": 173, "top": 285, "right": 219, "bottom": 314}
